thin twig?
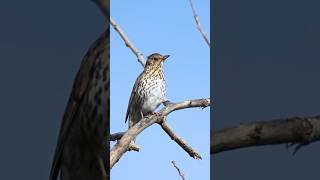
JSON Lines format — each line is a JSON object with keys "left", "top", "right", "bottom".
{"left": 171, "top": 161, "right": 186, "bottom": 180}
{"left": 188, "top": 0, "right": 210, "bottom": 47}
{"left": 110, "top": 17, "right": 146, "bottom": 67}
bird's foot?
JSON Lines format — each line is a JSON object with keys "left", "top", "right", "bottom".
{"left": 146, "top": 112, "right": 161, "bottom": 116}
{"left": 163, "top": 100, "right": 173, "bottom": 106}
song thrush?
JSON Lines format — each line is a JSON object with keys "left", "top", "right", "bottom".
{"left": 49, "top": 28, "right": 109, "bottom": 180}
{"left": 125, "top": 53, "right": 170, "bottom": 130}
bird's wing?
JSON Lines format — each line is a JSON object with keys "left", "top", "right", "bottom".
{"left": 125, "top": 72, "right": 144, "bottom": 123}
{"left": 49, "top": 30, "right": 107, "bottom": 180}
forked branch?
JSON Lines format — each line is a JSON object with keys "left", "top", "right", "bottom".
{"left": 110, "top": 98, "right": 210, "bottom": 168}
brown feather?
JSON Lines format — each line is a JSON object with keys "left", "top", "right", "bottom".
{"left": 50, "top": 28, "right": 109, "bottom": 180}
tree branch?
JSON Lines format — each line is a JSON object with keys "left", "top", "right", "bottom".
{"left": 110, "top": 17, "right": 146, "bottom": 67}
{"left": 110, "top": 121, "right": 203, "bottom": 159}
{"left": 159, "top": 120, "right": 202, "bottom": 159}
{"left": 188, "top": 0, "right": 210, "bottom": 47}
{"left": 171, "top": 161, "right": 186, "bottom": 180}
{"left": 110, "top": 98, "right": 210, "bottom": 168}
{"left": 211, "top": 115, "right": 320, "bottom": 154}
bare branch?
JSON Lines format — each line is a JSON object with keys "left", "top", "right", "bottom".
{"left": 110, "top": 17, "right": 146, "bottom": 67}
{"left": 171, "top": 161, "right": 186, "bottom": 180}
{"left": 110, "top": 98, "right": 210, "bottom": 168}
{"left": 188, "top": 0, "right": 210, "bottom": 47}
{"left": 110, "top": 115, "right": 204, "bottom": 160}
{"left": 211, "top": 115, "right": 320, "bottom": 154}
{"left": 160, "top": 120, "right": 202, "bottom": 159}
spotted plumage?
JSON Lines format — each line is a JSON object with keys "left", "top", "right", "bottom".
{"left": 125, "top": 53, "right": 169, "bottom": 128}
{"left": 49, "top": 28, "right": 109, "bottom": 180}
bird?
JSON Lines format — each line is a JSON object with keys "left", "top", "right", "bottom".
{"left": 125, "top": 53, "right": 170, "bottom": 132}
{"left": 49, "top": 28, "right": 109, "bottom": 180}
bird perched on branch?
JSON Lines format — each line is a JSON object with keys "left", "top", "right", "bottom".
{"left": 49, "top": 29, "right": 109, "bottom": 180}
{"left": 125, "top": 53, "right": 170, "bottom": 148}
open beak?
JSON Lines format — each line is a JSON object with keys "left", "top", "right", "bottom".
{"left": 163, "top": 55, "right": 170, "bottom": 61}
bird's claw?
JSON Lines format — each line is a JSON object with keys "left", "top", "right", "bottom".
{"left": 163, "top": 100, "right": 173, "bottom": 106}
{"left": 149, "top": 112, "right": 161, "bottom": 116}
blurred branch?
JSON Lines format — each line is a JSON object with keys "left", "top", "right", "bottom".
{"left": 110, "top": 17, "right": 146, "bottom": 67}
{"left": 171, "top": 161, "right": 186, "bottom": 180}
{"left": 211, "top": 115, "right": 320, "bottom": 154}
{"left": 110, "top": 98, "right": 210, "bottom": 168}
{"left": 188, "top": 0, "right": 210, "bottom": 47}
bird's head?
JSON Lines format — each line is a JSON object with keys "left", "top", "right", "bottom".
{"left": 145, "top": 53, "right": 170, "bottom": 67}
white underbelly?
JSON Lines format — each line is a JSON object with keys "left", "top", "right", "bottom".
{"left": 141, "top": 84, "right": 165, "bottom": 113}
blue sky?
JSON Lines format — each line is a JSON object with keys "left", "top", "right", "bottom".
{"left": 110, "top": 1, "right": 210, "bottom": 179}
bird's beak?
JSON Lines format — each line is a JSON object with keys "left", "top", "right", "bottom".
{"left": 163, "top": 55, "right": 170, "bottom": 61}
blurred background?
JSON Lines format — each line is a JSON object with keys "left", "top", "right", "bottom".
{"left": 213, "top": 0, "right": 320, "bottom": 179}
{"left": 0, "top": 0, "right": 104, "bottom": 179}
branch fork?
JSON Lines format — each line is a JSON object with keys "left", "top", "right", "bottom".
{"left": 110, "top": 98, "right": 210, "bottom": 168}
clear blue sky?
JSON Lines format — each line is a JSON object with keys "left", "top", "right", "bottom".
{"left": 110, "top": 0, "right": 210, "bottom": 179}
